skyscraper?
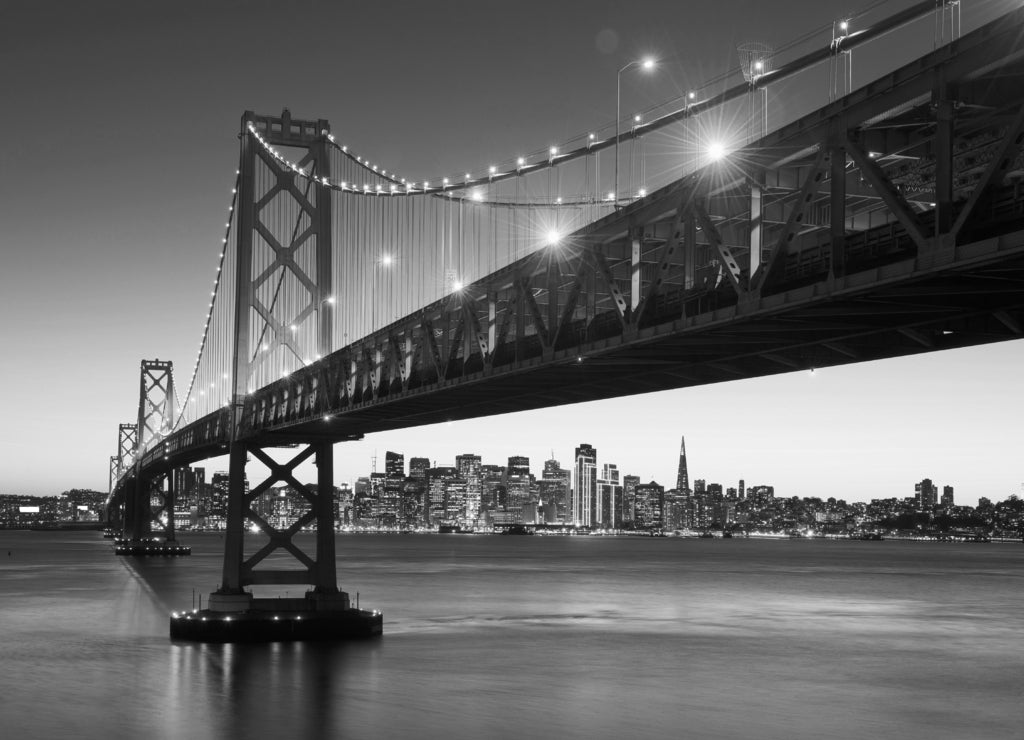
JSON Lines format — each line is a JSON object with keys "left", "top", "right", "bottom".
{"left": 675, "top": 436, "right": 690, "bottom": 493}
{"left": 456, "top": 454, "right": 483, "bottom": 524}
{"left": 573, "top": 444, "right": 597, "bottom": 527}
{"left": 597, "top": 463, "right": 623, "bottom": 529}
{"left": 915, "top": 478, "right": 937, "bottom": 510}
{"left": 382, "top": 451, "right": 404, "bottom": 526}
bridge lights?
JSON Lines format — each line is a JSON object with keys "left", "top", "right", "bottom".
{"left": 708, "top": 141, "right": 728, "bottom": 161}
{"left": 452, "top": 280, "right": 464, "bottom": 292}
{"left": 545, "top": 229, "right": 562, "bottom": 247}
{"left": 381, "top": 254, "right": 393, "bottom": 266}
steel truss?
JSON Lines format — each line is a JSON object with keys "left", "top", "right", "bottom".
{"left": 239, "top": 8, "right": 1024, "bottom": 442}
{"left": 213, "top": 111, "right": 339, "bottom": 597}
{"left": 121, "top": 7, "right": 1024, "bottom": 518}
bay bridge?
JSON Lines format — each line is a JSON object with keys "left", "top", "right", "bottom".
{"left": 106, "top": 0, "right": 1024, "bottom": 640}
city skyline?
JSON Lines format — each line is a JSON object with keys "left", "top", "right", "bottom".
{"left": 2, "top": 0, "right": 1022, "bottom": 503}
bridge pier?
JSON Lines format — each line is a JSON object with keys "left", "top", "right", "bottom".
{"left": 115, "top": 473, "right": 190, "bottom": 556}
{"left": 174, "top": 436, "right": 380, "bottom": 641}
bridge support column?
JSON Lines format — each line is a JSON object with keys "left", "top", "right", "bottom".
{"left": 186, "top": 436, "right": 380, "bottom": 640}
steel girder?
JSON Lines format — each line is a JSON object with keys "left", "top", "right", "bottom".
{"left": 123, "top": 10, "right": 1024, "bottom": 487}
{"left": 232, "top": 9, "right": 1024, "bottom": 443}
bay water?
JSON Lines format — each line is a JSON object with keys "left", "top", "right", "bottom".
{"left": 0, "top": 531, "right": 1020, "bottom": 739}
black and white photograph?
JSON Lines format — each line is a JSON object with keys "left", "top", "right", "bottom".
{"left": 1, "top": 1, "right": 1022, "bottom": 737}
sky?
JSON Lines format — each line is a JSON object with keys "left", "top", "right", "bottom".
{"left": 1, "top": 0, "right": 1021, "bottom": 505}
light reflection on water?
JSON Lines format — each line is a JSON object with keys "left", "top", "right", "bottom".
{"left": 1, "top": 531, "right": 1021, "bottom": 740}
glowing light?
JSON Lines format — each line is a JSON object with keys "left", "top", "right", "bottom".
{"left": 289, "top": 324, "right": 297, "bottom": 332}
{"left": 633, "top": 114, "right": 642, "bottom": 123}
{"left": 754, "top": 61, "right": 763, "bottom": 71}
{"left": 549, "top": 146, "right": 558, "bottom": 157}
{"left": 641, "top": 58, "right": 655, "bottom": 70}
{"left": 839, "top": 20, "right": 849, "bottom": 31}
{"left": 381, "top": 254, "right": 393, "bottom": 265}
{"left": 326, "top": 296, "right": 336, "bottom": 304}
{"left": 442, "top": 177, "right": 449, "bottom": 185}
{"left": 489, "top": 165, "right": 497, "bottom": 175}
{"left": 708, "top": 141, "right": 727, "bottom": 161}
{"left": 607, "top": 192, "right": 616, "bottom": 201}
{"left": 689, "top": 91, "right": 696, "bottom": 100}
{"left": 545, "top": 229, "right": 562, "bottom": 246}
{"left": 517, "top": 157, "right": 525, "bottom": 167}
{"left": 638, "top": 188, "right": 647, "bottom": 197}
{"left": 452, "top": 280, "right": 464, "bottom": 291}
{"left": 471, "top": 190, "right": 484, "bottom": 202}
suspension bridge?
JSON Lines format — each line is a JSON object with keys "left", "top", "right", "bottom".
{"left": 106, "top": 0, "right": 1024, "bottom": 640}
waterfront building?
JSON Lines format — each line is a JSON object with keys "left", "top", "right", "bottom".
{"left": 622, "top": 474, "right": 640, "bottom": 526}
{"left": 480, "top": 465, "right": 505, "bottom": 515}
{"left": 539, "top": 458, "right": 570, "bottom": 523}
{"left": 633, "top": 481, "right": 665, "bottom": 530}
{"left": 445, "top": 479, "right": 469, "bottom": 525}
{"left": 456, "top": 454, "right": 483, "bottom": 524}
{"left": 596, "top": 463, "right": 623, "bottom": 529}
{"left": 941, "top": 485, "right": 954, "bottom": 507}
{"left": 383, "top": 451, "right": 405, "bottom": 526}
{"left": 425, "top": 466, "right": 458, "bottom": 526}
{"left": 401, "top": 478, "right": 426, "bottom": 527}
{"left": 573, "top": 444, "right": 597, "bottom": 527}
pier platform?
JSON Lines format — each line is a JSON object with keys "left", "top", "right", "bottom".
{"left": 169, "top": 591, "right": 382, "bottom": 642}
{"left": 114, "top": 538, "right": 191, "bottom": 556}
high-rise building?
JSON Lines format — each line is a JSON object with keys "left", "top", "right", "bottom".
{"left": 382, "top": 452, "right": 404, "bottom": 526}
{"left": 941, "top": 485, "right": 954, "bottom": 507}
{"left": 539, "top": 458, "right": 570, "bottom": 523}
{"left": 623, "top": 475, "right": 640, "bottom": 525}
{"left": 409, "top": 457, "right": 430, "bottom": 480}
{"left": 456, "top": 454, "right": 483, "bottom": 524}
{"left": 915, "top": 478, "right": 937, "bottom": 510}
{"left": 425, "top": 466, "right": 458, "bottom": 526}
{"left": 508, "top": 456, "right": 530, "bottom": 478}
{"left": 480, "top": 464, "right": 505, "bottom": 515}
{"left": 353, "top": 476, "right": 373, "bottom": 524}
{"left": 369, "top": 472, "right": 387, "bottom": 525}
{"left": 596, "top": 463, "right": 623, "bottom": 528}
{"left": 573, "top": 444, "right": 597, "bottom": 527}
{"left": 634, "top": 481, "right": 665, "bottom": 530}
{"left": 675, "top": 436, "right": 690, "bottom": 493}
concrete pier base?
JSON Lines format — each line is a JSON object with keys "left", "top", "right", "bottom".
{"left": 114, "top": 538, "right": 191, "bottom": 556}
{"left": 170, "top": 590, "right": 382, "bottom": 642}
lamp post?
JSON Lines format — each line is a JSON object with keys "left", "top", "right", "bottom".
{"left": 615, "top": 57, "right": 655, "bottom": 207}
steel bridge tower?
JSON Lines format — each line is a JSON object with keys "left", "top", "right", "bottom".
{"left": 206, "top": 109, "right": 356, "bottom": 617}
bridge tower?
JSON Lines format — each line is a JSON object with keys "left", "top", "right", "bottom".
{"left": 121, "top": 360, "right": 180, "bottom": 547}
{"left": 114, "top": 422, "right": 136, "bottom": 535}
{"left": 205, "top": 109, "right": 354, "bottom": 619}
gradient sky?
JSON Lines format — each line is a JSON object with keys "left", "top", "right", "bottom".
{"left": 1, "top": 0, "right": 1021, "bottom": 504}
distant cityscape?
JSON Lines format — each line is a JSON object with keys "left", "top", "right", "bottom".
{"left": 2, "top": 436, "right": 1022, "bottom": 538}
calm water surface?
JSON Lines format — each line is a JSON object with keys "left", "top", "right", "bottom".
{"left": 0, "top": 531, "right": 1020, "bottom": 739}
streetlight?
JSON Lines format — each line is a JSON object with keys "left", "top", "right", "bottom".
{"left": 616, "top": 57, "right": 655, "bottom": 207}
